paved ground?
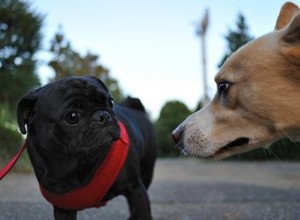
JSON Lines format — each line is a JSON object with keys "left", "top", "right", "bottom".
{"left": 0, "top": 159, "right": 300, "bottom": 220}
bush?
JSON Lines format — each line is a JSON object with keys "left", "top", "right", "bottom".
{"left": 0, "top": 124, "right": 32, "bottom": 172}
{"left": 155, "top": 101, "right": 192, "bottom": 157}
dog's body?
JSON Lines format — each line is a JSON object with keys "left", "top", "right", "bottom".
{"left": 173, "top": 2, "right": 300, "bottom": 159}
{"left": 17, "top": 76, "right": 157, "bottom": 219}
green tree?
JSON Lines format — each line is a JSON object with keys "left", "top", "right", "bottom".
{"left": 155, "top": 101, "right": 192, "bottom": 157}
{"left": 0, "top": 0, "right": 42, "bottom": 111}
{"left": 218, "top": 14, "right": 254, "bottom": 68}
{"left": 48, "top": 30, "right": 124, "bottom": 102}
{"left": 0, "top": 0, "right": 41, "bottom": 171}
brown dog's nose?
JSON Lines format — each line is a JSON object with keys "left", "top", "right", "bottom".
{"left": 172, "top": 126, "right": 183, "bottom": 143}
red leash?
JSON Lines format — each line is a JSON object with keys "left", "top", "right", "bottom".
{"left": 0, "top": 140, "right": 27, "bottom": 180}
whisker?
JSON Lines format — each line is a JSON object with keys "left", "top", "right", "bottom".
{"left": 267, "top": 148, "right": 282, "bottom": 165}
{"left": 263, "top": 148, "right": 269, "bottom": 160}
{"left": 180, "top": 151, "right": 187, "bottom": 158}
{"left": 279, "top": 129, "right": 297, "bottom": 144}
{"left": 176, "top": 140, "right": 190, "bottom": 158}
{"left": 213, "top": 154, "right": 218, "bottom": 163}
{"left": 190, "top": 154, "right": 195, "bottom": 159}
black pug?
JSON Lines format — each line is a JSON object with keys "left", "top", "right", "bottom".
{"left": 16, "top": 76, "right": 157, "bottom": 220}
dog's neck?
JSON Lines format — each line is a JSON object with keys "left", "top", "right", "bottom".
{"left": 27, "top": 140, "right": 111, "bottom": 193}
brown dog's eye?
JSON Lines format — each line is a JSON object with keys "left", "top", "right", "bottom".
{"left": 218, "top": 82, "right": 231, "bottom": 97}
{"left": 64, "top": 112, "right": 83, "bottom": 126}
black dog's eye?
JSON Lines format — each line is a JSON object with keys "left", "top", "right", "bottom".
{"left": 108, "top": 99, "right": 114, "bottom": 108}
{"left": 218, "top": 81, "right": 231, "bottom": 97}
{"left": 64, "top": 112, "right": 83, "bottom": 126}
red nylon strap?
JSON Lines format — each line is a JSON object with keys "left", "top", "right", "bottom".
{"left": 0, "top": 140, "right": 27, "bottom": 180}
{"left": 40, "top": 122, "right": 129, "bottom": 210}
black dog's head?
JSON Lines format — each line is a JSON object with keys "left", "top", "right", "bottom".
{"left": 17, "top": 76, "right": 120, "bottom": 155}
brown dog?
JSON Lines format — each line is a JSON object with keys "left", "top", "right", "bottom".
{"left": 172, "top": 2, "right": 300, "bottom": 159}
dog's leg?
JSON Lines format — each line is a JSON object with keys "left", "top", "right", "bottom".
{"left": 140, "top": 149, "right": 156, "bottom": 190}
{"left": 125, "top": 178, "right": 152, "bottom": 220}
{"left": 54, "top": 206, "right": 77, "bottom": 220}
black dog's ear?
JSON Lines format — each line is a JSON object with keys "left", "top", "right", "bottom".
{"left": 88, "top": 76, "right": 110, "bottom": 93}
{"left": 16, "top": 89, "right": 40, "bottom": 135}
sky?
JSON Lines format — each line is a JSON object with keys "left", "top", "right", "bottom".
{"left": 31, "top": 0, "right": 289, "bottom": 119}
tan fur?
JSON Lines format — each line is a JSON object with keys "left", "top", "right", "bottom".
{"left": 173, "top": 2, "right": 300, "bottom": 159}
{"left": 275, "top": 2, "right": 299, "bottom": 29}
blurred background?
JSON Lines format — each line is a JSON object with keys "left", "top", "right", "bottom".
{"left": 1, "top": 0, "right": 299, "bottom": 167}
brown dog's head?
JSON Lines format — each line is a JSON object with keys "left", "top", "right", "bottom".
{"left": 173, "top": 2, "right": 300, "bottom": 159}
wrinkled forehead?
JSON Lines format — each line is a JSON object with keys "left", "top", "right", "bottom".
{"left": 57, "top": 77, "right": 109, "bottom": 96}
{"left": 58, "top": 77, "right": 109, "bottom": 97}
{"left": 36, "top": 77, "right": 111, "bottom": 110}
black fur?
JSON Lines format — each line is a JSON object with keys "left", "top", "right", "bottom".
{"left": 120, "top": 96, "right": 146, "bottom": 113}
{"left": 17, "top": 76, "right": 157, "bottom": 220}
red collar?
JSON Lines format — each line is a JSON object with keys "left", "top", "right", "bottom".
{"left": 39, "top": 121, "right": 129, "bottom": 210}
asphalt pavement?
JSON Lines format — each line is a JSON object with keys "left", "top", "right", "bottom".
{"left": 0, "top": 159, "right": 300, "bottom": 220}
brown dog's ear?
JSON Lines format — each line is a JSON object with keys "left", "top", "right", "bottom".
{"left": 16, "top": 89, "right": 40, "bottom": 135}
{"left": 275, "top": 2, "right": 299, "bottom": 30}
{"left": 282, "top": 12, "right": 300, "bottom": 44}
{"left": 280, "top": 9, "right": 300, "bottom": 65}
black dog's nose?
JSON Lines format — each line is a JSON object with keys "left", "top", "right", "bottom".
{"left": 94, "top": 111, "right": 112, "bottom": 124}
{"left": 172, "top": 126, "right": 183, "bottom": 143}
